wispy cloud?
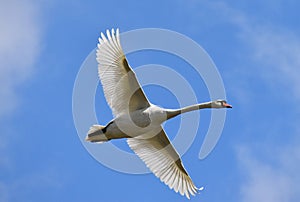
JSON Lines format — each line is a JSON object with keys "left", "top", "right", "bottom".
{"left": 238, "top": 25, "right": 300, "bottom": 101}
{"left": 175, "top": 6, "right": 300, "bottom": 202}
{"left": 215, "top": 2, "right": 300, "bottom": 201}
{"left": 0, "top": 0, "right": 42, "bottom": 118}
{"left": 214, "top": 1, "right": 300, "bottom": 102}
{"left": 237, "top": 143, "right": 300, "bottom": 202}
{"left": 0, "top": 1, "right": 43, "bottom": 199}
{"left": 176, "top": 0, "right": 300, "bottom": 105}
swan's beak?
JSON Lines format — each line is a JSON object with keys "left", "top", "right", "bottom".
{"left": 223, "top": 103, "right": 232, "bottom": 108}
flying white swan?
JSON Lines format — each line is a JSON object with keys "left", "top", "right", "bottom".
{"left": 86, "top": 28, "right": 232, "bottom": 199}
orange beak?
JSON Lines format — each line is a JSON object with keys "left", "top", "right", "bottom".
{"left": 223, "top": 103, "right": 232, "bottom": 108}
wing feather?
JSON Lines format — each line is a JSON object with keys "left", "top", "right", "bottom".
{"left": 96, "top": 29, "right": 150, "bottom": 115}
{"left": 127, "top": 128, "right": 202, "bottom": 199}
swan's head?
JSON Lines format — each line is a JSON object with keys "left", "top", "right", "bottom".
{"left": 211, "top": 100, "right": 232, "bottom": 108}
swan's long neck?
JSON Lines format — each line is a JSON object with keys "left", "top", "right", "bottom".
{"left": 166, "top": 101, "right": 212, "bottom": 120}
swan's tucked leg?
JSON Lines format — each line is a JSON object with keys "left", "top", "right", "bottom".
{"left": 86, "top": 123, "right": 131, "bottom": 143}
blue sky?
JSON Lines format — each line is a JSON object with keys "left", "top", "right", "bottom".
{"left": 1, "top": 0, "right": 300, "bottom": 201}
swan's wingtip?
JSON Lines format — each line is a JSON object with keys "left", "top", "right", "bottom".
{"left": 99, "top": 28, "right": 119, "bottom": 39}
{"left": 195, "top": 186, "right": 204, "bottom": 196}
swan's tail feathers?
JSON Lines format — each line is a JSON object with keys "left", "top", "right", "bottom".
{"left": 85, "top": 125, "right": 108, "bottom": 143}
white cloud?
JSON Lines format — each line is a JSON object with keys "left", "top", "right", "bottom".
{"left": 213, "top": 1, "right": 300, "bottom": 102}
{"left": 0, "top": 0, "right": 43, "bottom": 199}
{"left": 185, "top": 1, "right": 300, "bottom": 107}
{"left": 229, "top": 8, "right": 300, "bottom": 202}
{"left": 238, "top": 25, "right": 300, "bottom": 100}
{"left": 237, "top": 144, "right": 300, "bottom": 202}
{"left": 176, "top": 0, "right": 300, "bottom": 105}
{"left": 209, "top": 2, "right": 300, "bottom": 201}
{"left": 0, "top": 0, "right": 42, "bottom": 118}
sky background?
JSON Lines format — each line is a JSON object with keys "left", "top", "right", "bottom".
{"left": 1, "top": 0, "right": 300, "bottom": 201}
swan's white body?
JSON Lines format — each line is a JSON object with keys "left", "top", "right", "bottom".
{"left": 98, "top": 104, "right": 166, "bottom": 139}
{"left": 86, "top": 29, "right": 231, "bottom": 199}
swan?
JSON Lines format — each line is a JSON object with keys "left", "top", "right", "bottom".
{"left": 85, "top": 29, "right": 232, "bottom": 199}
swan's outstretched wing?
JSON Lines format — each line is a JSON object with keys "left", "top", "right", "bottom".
{"left": 97, "top": 29, "right": 150, "bottom": 116}
{"left": 127, "top": 128, "right": 202, "bottom": 199}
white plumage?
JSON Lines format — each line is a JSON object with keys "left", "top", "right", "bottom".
{"left": 127, "top": 128, "right": 202, "bottom": 198}
{"left": 96, "top": 29, "right": 150, "bottom": 116}
{"left": 86, "top": 28, "right": 231, "bottom": 199}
